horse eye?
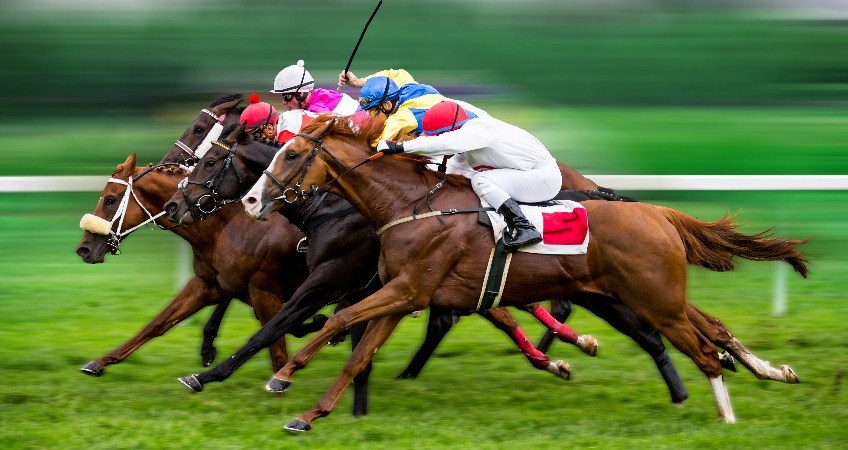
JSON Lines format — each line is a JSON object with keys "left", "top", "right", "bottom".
{"left": 104, "top": 196, "right": 116, "bottom": 206}
{"left": 193, "top": 126, "right": 205, "bottom": 135}
{"left": 286, "top": 151, "right": 298, "bottom": 160}
{"left": 205, "top": 159, "right": 216, "bottom": 167}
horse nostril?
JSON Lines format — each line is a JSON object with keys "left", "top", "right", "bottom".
{"left": 76, "top": 246, "right": 90, "bottom": 257}
{"left": 245, "top": 196, "right": 257, "bottom": 205}
{"left": 165, "top": 201, "right": 177, "bottom": 213}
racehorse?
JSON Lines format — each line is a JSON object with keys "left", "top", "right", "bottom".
{"left": 164, "top": 122, "right": 702, "bottom": 405}
{"left": 75, "top": 155, "right": 320, "bottom": 381}
{"left": 163, "top": 124, "right": 598, "bottom": 395}
{"left": 248, "top": 116, "right": 807, "bottom": 431}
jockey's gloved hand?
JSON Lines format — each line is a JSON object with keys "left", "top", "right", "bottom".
{"left": 377, "top": 140, "right": 404, "bottom": 154}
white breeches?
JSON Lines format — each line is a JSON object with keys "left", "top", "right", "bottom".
{"left": 470, "top": 160, "right": 562, "bottom": 209}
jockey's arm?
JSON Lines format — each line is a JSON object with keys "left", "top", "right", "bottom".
{"left": 374, "top": 108, "right": 419, "bottom": 145}
{"left": 402, "top": 120, "right": 492, "bottom": 157}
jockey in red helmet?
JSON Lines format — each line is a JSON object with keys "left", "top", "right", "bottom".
{"left": 240, "top": 94, "right": 280, "bottom": 141}
{"left": 376, "top": 101, "right": 562, "bottom": 251}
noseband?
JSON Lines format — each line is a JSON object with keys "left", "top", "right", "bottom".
{"left": 179, "top": 140, "right": 245, "bottom": 217}
{"left": 81, "top": 163, "right": 179, "bottom": 254}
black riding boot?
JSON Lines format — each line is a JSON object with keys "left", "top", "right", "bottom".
{"left": 498, "top": 199, "right": 542, "bottom": 251}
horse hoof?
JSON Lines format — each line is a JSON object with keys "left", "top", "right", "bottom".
{"left": 283, "top": 418, "right": 311, "bottom": 433}
{"left": 201, "top": 348, "right": 217, "bottom": 367}
{"left": 80, "top": 361, "right": 105, "bottom": 377}
{"left": 266, "top": 377, "right": 291, "bottom": 393}
{"left": 719, "top": 351, "right": 737, "bottom": 372}
{"left": 546, "top": 360, "right": 571, "bottom": 380}
{"left": 782, "top": 365, "right": 799, "bottom": 383}
{"left": 177, "top": 374, "right": 204, "bottom": 393}
{"left": 576, "top": 335, "right": 598, "bottom": 357}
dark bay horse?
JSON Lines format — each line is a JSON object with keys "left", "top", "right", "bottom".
{"left": 250, "top": 116, "right": 807, "bottom": 431}
{"left": 75, "top": 154, "right": 316, "bottom": 379}
{"left": 163, "top": 125, "right": 597, "bottom": 394}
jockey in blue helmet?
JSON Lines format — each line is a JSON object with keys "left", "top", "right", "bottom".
{"left": 340, "top": 69, "right": 488, "bottom": 144}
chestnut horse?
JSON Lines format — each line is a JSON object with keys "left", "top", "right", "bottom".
{"left": 75, "top": 155, "right": 320, "bottom": 380}
{"left": 164, "top": 124, "right": 699, "bottom": 403}
{"left": 248, "top": 116, "right": 807, "bottom": 431}
{"left": 163, "top": 124, "right": 599, "bottom": 394}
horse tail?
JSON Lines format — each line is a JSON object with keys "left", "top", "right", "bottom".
{"left": 652, "top": 205, "right": 809, "bottom": 278}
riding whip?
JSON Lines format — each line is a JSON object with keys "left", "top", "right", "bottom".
{"left": 338, "top": 0, "right": 383, "bottom": 91}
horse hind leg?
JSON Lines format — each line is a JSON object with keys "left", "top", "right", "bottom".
{"left": 515, "top": 302, "right": 598, "bottom": 356}
{"left": 479, "top": 308, "right": 571, "bottom": 380}
{"left": 686, "top": 303, "right": 799, "bottom": 383}
{"left": 643, "top": 302, "right": 735, "bottom": 423}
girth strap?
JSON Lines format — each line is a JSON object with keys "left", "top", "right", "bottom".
{"left": 375, "top": 207, "right": 494, "bottom": 236}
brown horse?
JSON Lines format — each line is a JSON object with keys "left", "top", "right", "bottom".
{"left": 75, "top": 154, "right": 311, "bottom": 377}
{"left": 248, "top": 116, "right": 807, "bottom": 431}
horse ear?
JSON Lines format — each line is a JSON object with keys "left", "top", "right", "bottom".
{"left": 211, "top": 94, "right": 244, "bottom": 116}
{"left": 113, "top": 153, "right": 137, "bottom": 177}
{"left": 235, "top": 122, "right": 250, "bottom": 144}
{"left": 225, "top": 122, "right": 244, "bottom": 142}
{"left": 311, "top": 118, "right": 336, "bottom": 139}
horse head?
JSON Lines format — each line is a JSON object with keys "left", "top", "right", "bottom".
{"left": 244, "top": 116, "right": 357, "bottom": 220}
{"left": 164, "top": 121, "right": 275, "bottom": 224}
{"left": 76, "top": 153, "right": 183, "bottom": 263}
{"left": 160, "top": 94, "right": 244, "bottom": 167}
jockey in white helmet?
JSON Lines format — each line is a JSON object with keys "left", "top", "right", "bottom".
{"left": 271, "top": 60, "right": 359, "bottom": 116}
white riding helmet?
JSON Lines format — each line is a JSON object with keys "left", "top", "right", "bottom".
{"left": 271, "top": 60, "right": 315, "bottom": 94}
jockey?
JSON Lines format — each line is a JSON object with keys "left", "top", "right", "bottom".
{"left": 339, "top": 69, "right": 487, "bottom": 143}
{"left": 241, "top": 93, "right": 316, "bottom": 145}
{"left": 240, "top": 94, "right": 280, "bottom": 142}
{"left": 272, "top": 60, "right": 359, "bottom": 115}
{"left": 376, "top": 101, "right": 562, "bottom": 251}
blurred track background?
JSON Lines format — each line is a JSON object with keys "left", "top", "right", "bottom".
{"left": 1, "top": 1, "right": 846, "bottom": 448}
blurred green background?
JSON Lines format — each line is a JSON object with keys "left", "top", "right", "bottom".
{"left": 1, "top": 1, "right": 847, "bottom": 448}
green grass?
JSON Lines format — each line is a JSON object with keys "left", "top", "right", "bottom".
{"left": 0, "top": 192, "right": 846, "bottom": 449}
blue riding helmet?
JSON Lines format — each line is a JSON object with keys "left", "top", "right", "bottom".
{"left": 358, "top": 76, "right": 400, "bottom": 110}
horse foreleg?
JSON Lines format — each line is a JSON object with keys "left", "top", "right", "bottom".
{"left": 81, "top": 276, "right": 219, "bottom": 376}
{"left": 284, "top": 314, "right": 405, "bottom": 432}
{"left": 267, "top": 279, "right": 423, "bottom": 393}
{"left": 478, "top": 308, "right": 571, "bottom": 380}
{"left": 516, "top": 303, "right": 598, "bottom": 356}
{"left": 249, "top": 290, "right": 288, "bottom": 372}
{"left": 200, "top": 299, "right": 232, "bottom": 367}
{"left": 687, "top": 303, "right": 799, "bottom": 383}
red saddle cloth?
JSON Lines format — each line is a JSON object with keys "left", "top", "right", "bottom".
{"left": 541, "top": 207, "right": 588, "bottom": 245}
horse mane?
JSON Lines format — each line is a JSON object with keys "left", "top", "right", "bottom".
{"left": 300, "top": 114, "right": 472, "bottom": 189}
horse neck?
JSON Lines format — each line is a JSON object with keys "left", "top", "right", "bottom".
{"left": 133, "top": 169, "right": 227, "bottom": 245}
{"left": 238, "top": 140, "right": 279, "bottom": 189}
{"left": 324, "top": 139, "right": 475, "bottom": 229}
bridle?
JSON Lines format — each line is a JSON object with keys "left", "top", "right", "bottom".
{"left": 262, "top": 132, "right": 374, "bottom": 204}
{"left": 173, "top": 108, "right": 226, "bottom": 165}
{"left": 81, "top": 163, "right": 180, "bottom": 254}
{"left": 177, "top": 139, "right": 245, "bottom": 218}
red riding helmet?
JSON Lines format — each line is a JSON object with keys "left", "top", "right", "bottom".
{"left": 422, "top": 101, "right": 470, "bottom": 136}
{"left": 240, "top": 93, "right": 279, "bottom": 132}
